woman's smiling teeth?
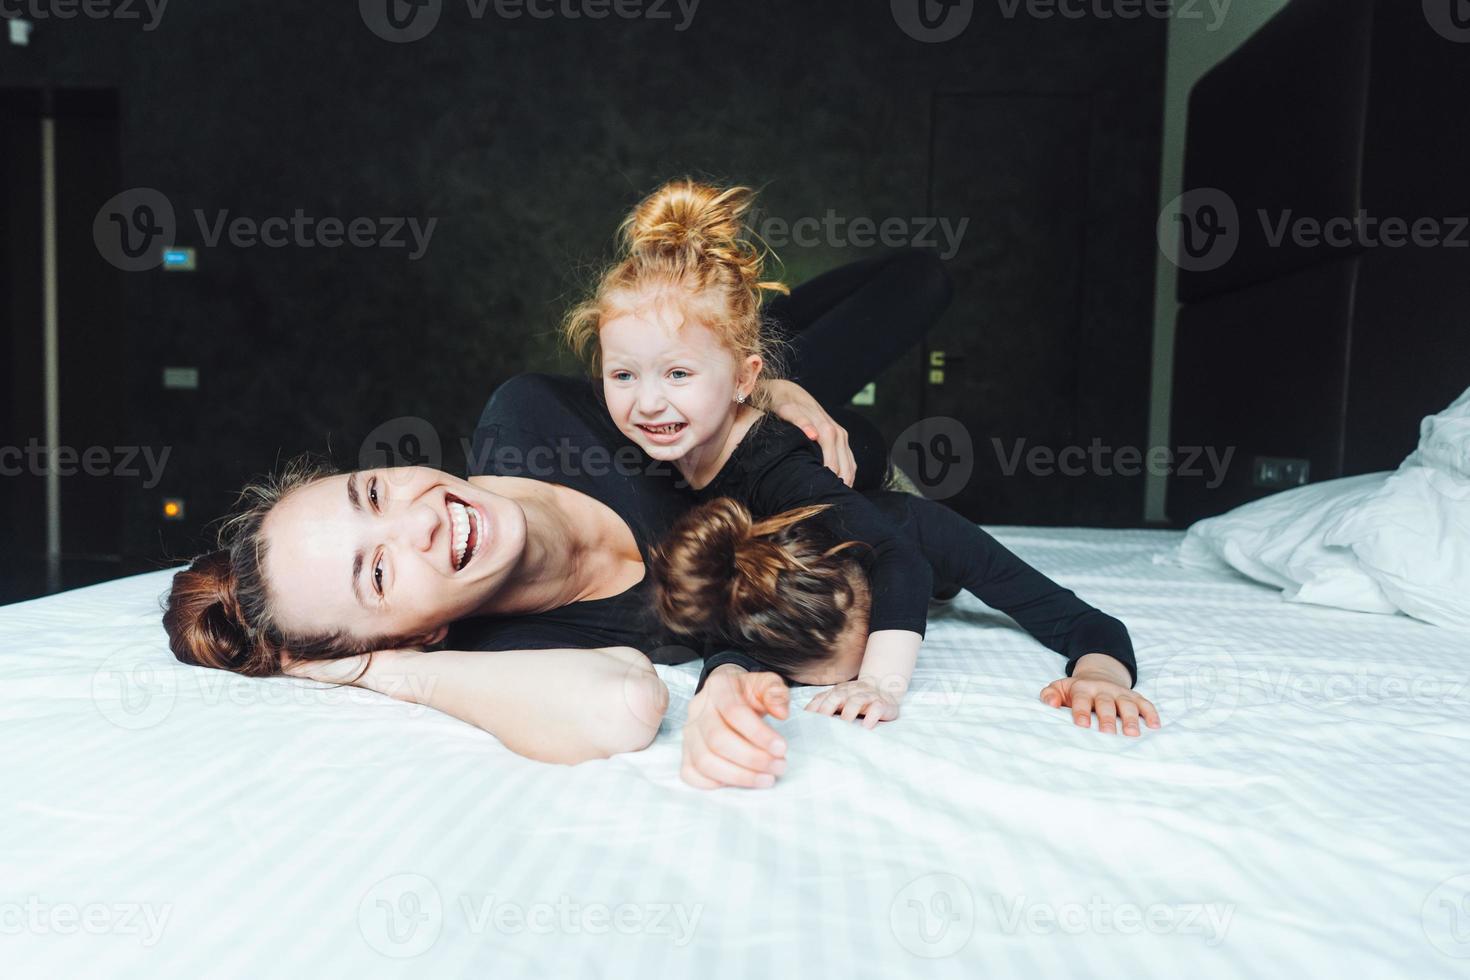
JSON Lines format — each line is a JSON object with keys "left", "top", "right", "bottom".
{"left": 447, "top": 495, "right": 480, "bottom": 571}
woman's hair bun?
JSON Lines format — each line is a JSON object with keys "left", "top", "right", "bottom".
{"left": 650, "top": 497, "right": 863, "bottom": 670}
{"left": 162, "top": 549, "right": 252, "bottom": 670}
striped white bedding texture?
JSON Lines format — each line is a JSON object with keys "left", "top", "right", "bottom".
{"left": 3, "top": 526, "right": 1467, "bottom": 978}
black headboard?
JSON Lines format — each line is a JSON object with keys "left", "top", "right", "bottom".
{"left": 1166, "top": 0, "right": 1470, "bottom": 526}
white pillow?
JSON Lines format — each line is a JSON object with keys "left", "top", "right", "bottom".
{"left": 1404, "top": 385, "right": 1470, "bottom": 477}
{"left": 1323, "top": 443, "right": 1470, "bottom": 632}
{"left": 1178, "top": 473, "right": 1400, "bottom": 614}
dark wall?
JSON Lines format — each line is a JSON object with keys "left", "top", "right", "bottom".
{"left": 0, "top": 0, "right": 1165, "bottom": 590}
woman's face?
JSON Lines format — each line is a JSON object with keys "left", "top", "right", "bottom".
{"left": 261, "top": 467, "right": 528, "bottom": 646}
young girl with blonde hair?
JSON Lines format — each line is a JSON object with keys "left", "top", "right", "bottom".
{"left": 566, "top": 179, "right": 1150, "bottom": 748}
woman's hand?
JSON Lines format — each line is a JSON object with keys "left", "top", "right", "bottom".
{"left": 804, "top": 677, "right": 901, "bottom": 729}
{"left": 682, "top": 666, "right": 790, "bottom": 789}
{"left": 1040, "top": 656, "right": 1160, "bottom": 737}
{"left": 765, "top": 379, "right": 855, "bottom": 486}
{"left": 279, "top": 651, "right": 376, "bottom": 686}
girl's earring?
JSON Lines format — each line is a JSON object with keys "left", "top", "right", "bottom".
{"left": 735, "top": 392, "right": 747, "bottom": 404}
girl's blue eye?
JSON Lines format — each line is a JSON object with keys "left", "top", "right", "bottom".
{"left": 612, "top": 371, "right": 633, "bottom": 382}
{"left": 669, "top": 369, "right": 690, "bottom": 380}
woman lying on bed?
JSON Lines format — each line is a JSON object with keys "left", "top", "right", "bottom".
{"left": 162, "top": 246, "right": 952, "bottom": 768}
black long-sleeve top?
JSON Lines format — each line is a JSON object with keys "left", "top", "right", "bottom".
{"left": 697, "top": 415, "right": 933, "bottom": 637}
{"left": 697, "top": 488, "right": 1138, "bottom": 692}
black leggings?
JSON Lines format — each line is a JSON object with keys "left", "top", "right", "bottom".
{"left": 764, "top": 250, "right": 953, "bottom": 491}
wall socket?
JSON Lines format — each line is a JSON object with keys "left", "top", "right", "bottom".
{"left": 1252, "top": 456, "right": 1310, "bottom": 489}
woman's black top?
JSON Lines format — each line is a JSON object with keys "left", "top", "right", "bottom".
{"left": 445, "top": 373, "right": 700, "bottom": 660}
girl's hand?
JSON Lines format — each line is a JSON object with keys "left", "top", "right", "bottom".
{"left": 765, "top": 379, "right": 856, "bottom": 486}
{"left": 682, "top": 667, "right": 791, "bottom": 790}
{"left": 804, "top": 677, "right": 901, "bottom": 729}
{"left": 1040, "top": 675, "right": 1160, "bottom": 736}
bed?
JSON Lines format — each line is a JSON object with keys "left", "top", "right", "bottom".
{"left": 6, "top": 525, "right": 1467, "bottom": 978}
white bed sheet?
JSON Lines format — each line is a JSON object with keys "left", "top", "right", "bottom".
{"left": 3, "top": 527, "right": 1468, "bottom": 978}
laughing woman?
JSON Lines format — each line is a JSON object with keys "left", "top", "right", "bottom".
{"left": 162, "top": 247, "right": 953, "bottom": 765}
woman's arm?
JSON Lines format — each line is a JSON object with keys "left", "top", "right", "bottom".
{"left": 283, "top": 646, "right": 668, "bottom": 765}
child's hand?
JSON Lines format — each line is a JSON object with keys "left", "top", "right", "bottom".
{"left": 805, "top": 677, "right": 901, "bottom": 729}
{"left": 765, "top": 379, "right": 856, "bottom": 486}
{"left": 1039, "top": 675, "right": 1160, "bottom": 737}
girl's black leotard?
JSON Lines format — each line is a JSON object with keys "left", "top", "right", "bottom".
{"left": 448, "top": 251, "right": 952, "bottom": 658}
{"left": 696, "top": 415, "right": 934, "bottom": 636}
{"left": 696, "top": 487, "right": 1139, "bottom": 691}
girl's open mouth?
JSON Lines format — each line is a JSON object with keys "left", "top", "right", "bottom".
{"left": 637, "top": 422, "right": 688, "bottom": 443}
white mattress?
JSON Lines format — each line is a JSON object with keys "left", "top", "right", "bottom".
{"left": 4, "top": 527, "right": 1468, "bottom": 978}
